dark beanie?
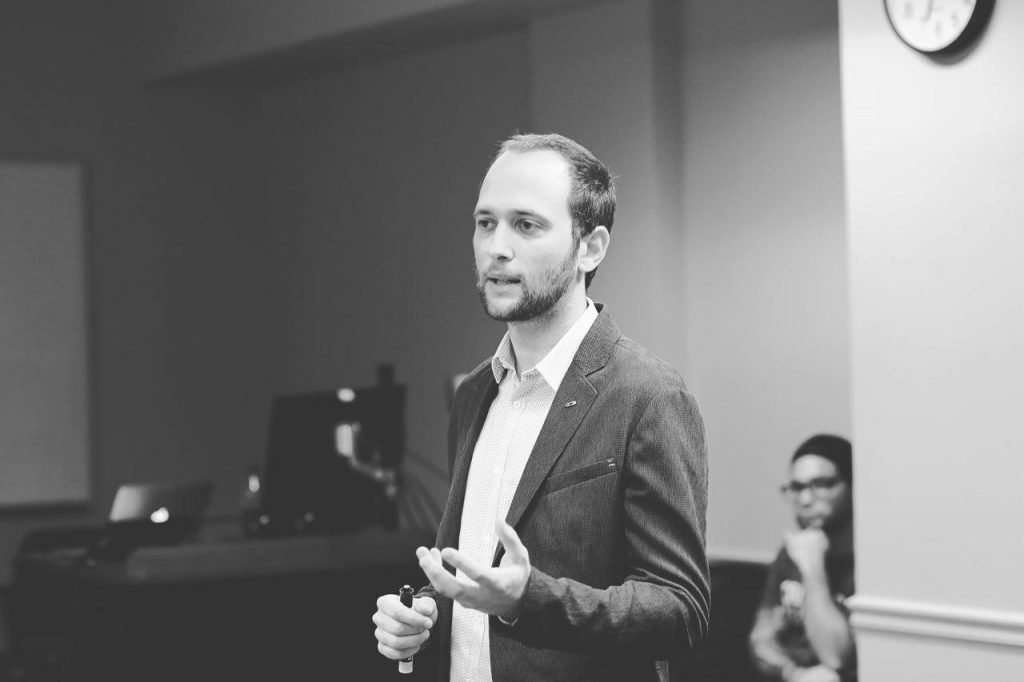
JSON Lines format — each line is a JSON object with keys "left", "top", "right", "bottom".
{"left": 792, "top": 434, "right": 853, "bottom": 485}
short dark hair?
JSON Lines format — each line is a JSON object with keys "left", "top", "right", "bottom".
{"left": 493, "top": 133, "right": 616, "bottom": 287}
{"left": 791, "top": 434, "right": 853, "bottom": 486}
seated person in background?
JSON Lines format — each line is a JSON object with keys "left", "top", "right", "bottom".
{"left": 749, "top": 434, "right": 856, "bottom": 682}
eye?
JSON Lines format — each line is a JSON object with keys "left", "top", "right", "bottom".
{"left": 475, "top": 217, "right": 495, "bottom": 231}
{"left": 516, "top": 219, "right": 540, "bottom": 233}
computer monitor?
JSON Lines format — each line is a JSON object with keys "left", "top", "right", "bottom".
{"left": 260, "top": 365, "right": 406, "bottom": 537}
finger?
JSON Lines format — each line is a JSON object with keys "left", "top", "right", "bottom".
{"left": 372, "top": 610, "right": 426, "bottom": 637}
{"left": 375, "top": 625, "right": 430, "bottom": 653}
{"left": 377, "top": 593, "right": 430, "bottom": 627}
{"left": 440, "top": 547, "right": 488, "bottom": 581}
{"left": 413, "top": 595, "right": 437, "bottom": 619}
{"left": 419, "top": 548, "right": 467, "bottom": 598}
{"left": 496, "top": 520, "right": 529, "bottom": 565}
{"left": 417, "top": 550, "right": 444, "bottom": 581}
{"left": 377, "top": 640, "right": 404, "bottom": 661}
{"left": 376, "top": 593, "right": 433, "bottom": 630}
{"left": 417, "top": 548, "right": 446, "bottom": 579}
{"left": 377, "top": 638, "right": 424, "bottom": 661}
{"left": 419, "top": 546, "right": 482, "bottom": 602}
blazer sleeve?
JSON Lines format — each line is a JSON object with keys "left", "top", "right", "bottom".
{"left": 499, "top": 385, "right": 711, "bottom": 659}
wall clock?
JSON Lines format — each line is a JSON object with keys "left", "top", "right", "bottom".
{"left": 883, "top": 0, "right": 995, "bottom": 55}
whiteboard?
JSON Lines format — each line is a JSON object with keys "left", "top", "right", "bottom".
{"left": 0, "top": 160, "right": 90, "bottom": 506}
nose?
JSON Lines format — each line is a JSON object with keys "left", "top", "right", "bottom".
{"left": 482, "top": 222, "right": 514, "bottom": 262}
{"left": 795, "top": 487, "right": 816, "bottom": 505}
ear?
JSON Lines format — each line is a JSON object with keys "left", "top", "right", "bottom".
{"left": 577, "top": 226, "right": 610, "bottom": 276}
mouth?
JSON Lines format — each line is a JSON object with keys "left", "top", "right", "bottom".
{"left": 485, "top": 275, "right": 522, "bottom": 286}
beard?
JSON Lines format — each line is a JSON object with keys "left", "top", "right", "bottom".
{"left": 476, "top": 241, "right": 579, "bottom": 323}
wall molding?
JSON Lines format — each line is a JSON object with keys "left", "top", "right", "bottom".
{"left": 706, "top": 546, "right": 774, "bottom": 565}
{"left": 849, "top": 594, "right": 1024, "bottom": 649}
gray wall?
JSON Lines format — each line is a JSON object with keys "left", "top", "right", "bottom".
{"left": 0, "top": 3, "right": 530, "bottom": 584}
{"left": 0, "top": 2, "right": 271, "bottom": 583}
{"left": 678, "top": 0, "right": 849, "bottom": 558}
{"left": 257, "top": 28, "right": 530, "bottom": 507}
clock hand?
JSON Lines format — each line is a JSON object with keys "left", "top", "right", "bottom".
{"left": 921, "top": 0, "right": 936, "bottom": 22}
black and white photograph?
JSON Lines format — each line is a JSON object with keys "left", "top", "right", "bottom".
{"left": 0, "top": 1, "right": 1020, "bottom": 680}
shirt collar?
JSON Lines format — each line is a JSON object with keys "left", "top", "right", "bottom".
{"left": 490, "top": 299, "right": 599, "bottom": 393}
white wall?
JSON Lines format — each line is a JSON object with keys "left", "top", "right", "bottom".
{"left": 840, "top": 0, "right": 1024, "bottom": 675}
{"left": 858, "top": 629, "right": 1024, "bottom": 681}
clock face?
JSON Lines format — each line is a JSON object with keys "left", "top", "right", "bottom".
{"left": 884, "top": 0, "right": 991, "bottom": 54}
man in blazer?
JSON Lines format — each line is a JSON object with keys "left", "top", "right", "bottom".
{"left": 373, "top": 133, "right": 709, "bottom": 681}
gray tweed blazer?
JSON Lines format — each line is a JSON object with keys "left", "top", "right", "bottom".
{"left": 429, "top": 304, "right": 710, "bottom": 681}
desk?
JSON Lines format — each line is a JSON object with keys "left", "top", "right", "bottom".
{"left": 12, "top": 529, "right": 437, "bottom": 682}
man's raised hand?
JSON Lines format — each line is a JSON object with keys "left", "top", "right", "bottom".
{"left": 417, "top": 519, "right": 531, "bottom": 620}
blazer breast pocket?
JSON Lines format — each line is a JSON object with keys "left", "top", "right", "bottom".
{"left": 542, "top": 458, "right": 618, "bottom": 495}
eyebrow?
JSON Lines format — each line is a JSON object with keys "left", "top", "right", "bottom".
{"left": 472, "top": 208, "right": 548, "bottom": 222}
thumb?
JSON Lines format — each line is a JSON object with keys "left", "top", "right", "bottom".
{"left": 413, "top": 596, "right": 437, "bottom": 622}
{"left": 496, "top": 519, "right": 529, "bottom": 565}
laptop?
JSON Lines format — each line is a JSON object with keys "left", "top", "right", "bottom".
{"left": 86, "top": 480, "right": 214, "bottom": 562}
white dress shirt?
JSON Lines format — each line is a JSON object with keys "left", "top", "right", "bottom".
{"left": 449, "top": 300, "right": 599, "bottom": 682}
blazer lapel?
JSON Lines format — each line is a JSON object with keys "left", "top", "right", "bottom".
{"left": 436, "top": 370, "right": 498, "bottom": 550}
{"left": 501, "top": 307, "right": 622, "bottom": 539}
{"left": 501, "top": 367, "right": 596, "bottom": 534}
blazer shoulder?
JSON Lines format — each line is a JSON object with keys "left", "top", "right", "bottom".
{"left": 606, "top": 335, "right": 689, "bottom": 394}
{"left": 458, "top": 356, "right": 493, "bottom": 390}
{"left": 451, "top": 356, "right": 495, "bottom": 411}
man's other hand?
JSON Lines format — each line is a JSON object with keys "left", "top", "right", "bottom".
{"left": 372, "top": 593, "right": 437, "bottom": 660}
{"left": 417, "top": 519, "right": 530, "bottom": 620}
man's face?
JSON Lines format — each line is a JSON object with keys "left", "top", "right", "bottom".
{"left": 786, "top": 454, "right": 852, "bottom": 531}
{"left": 473, "top": 149, "right": 580, "bottom": 323}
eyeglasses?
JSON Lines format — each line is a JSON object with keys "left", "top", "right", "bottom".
{"left": 779, "top": 476, "right": 843, "bottom": 498}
